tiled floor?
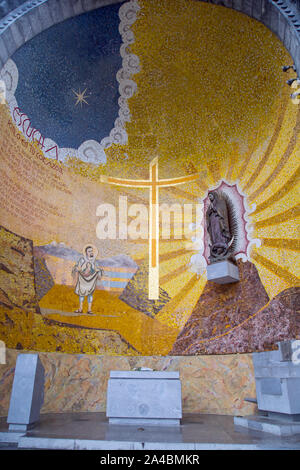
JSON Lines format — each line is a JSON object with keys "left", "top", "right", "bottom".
{"left": 1, "top": 412, "right": 300, "bottom": 450}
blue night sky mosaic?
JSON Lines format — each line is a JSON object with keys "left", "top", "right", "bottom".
{"left": 12, "top": 2, "right": 124, "bottom": 148}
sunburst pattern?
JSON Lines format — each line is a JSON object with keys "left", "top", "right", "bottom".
{"left": 103, "top": 0, "right": 300, "bottom": 331}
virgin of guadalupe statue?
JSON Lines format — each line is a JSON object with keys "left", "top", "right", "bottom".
{"left": 206, "top": 191, "right": 234, "bottom": 263}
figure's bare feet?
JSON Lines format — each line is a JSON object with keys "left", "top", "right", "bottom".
{"left": 75, "top": 309, "right": 83, "bottom": 313}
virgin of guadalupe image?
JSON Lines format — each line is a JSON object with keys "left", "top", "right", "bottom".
{"left": 206, "top": 191, "right": 234, "bottom": 263}
{"left": 72, "top": 244, "right": 103, "bottom": 314}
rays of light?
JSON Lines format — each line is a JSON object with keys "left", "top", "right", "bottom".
{"left": 183, "top": 161, "right": 208, "bottom": 192}
{"left": 254, "top": 205, "right": 300, "bottom": 229}
{"left": 133, "top": 247, "right": 194, "bottom": 264}
{"left": 161, "top": 186, "right": 199, "bottom": 202}
{"left": 262, "top": 238, "right": 300, "bottom": 251}
{"left": 251, "top": 251, "right": 300, "bottom": 286}
{"left": 160, "top": 273, "right": 200, "bottom": 311}
{"left": 248, "top": 108, "right": 300, "bottom": 202}
{"left": 252, "top": 166, "right": 300, "bottom": 215}
{"left": 242, "top": 97, "right": 289, "bottom": 192}
{"left": 160, "top": 263, "right": 189, "bottom": 285}
{"left": 236, "top": 124, "right": 264, "bottom": 181}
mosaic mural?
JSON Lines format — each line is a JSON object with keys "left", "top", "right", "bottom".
{"left": 0, "top": 0, "right": 299, "bottom": 356}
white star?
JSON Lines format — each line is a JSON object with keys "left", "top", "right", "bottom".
{"left": 72, "top": 88, "right": 89, "bottom": 107}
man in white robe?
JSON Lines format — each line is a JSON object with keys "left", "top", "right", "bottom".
{"left": 72, "top": 245, "right": 102, "bottom": 314}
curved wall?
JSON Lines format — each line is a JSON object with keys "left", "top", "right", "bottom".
{"left": 0, "top": 0, "right": 299, "bottom": 71}
{"left": 0, "top": 0, "right": 299, "bottom": 359}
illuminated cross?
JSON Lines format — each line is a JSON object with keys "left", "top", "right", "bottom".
{"left": 101, "top": 158, "right": 200, "bottom": 300}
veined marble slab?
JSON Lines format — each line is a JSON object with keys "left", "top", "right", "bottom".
{"left": 106, "top": 370, "right": 182, "bottom": 426}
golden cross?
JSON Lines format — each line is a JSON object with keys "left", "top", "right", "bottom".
{"left": 101, "top": 158, "right": 200, "bottom": 300}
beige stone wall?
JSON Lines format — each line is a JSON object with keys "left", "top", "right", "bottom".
{"left": 0, "top": 348, "right": 257, "bottom": 417}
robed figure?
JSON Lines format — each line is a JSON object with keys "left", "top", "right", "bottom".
{"left": 206, "top": 191, "right": 234, "bottom": 263}
{"left": 72, "top": 244, "right": 103, "bottom": 314}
